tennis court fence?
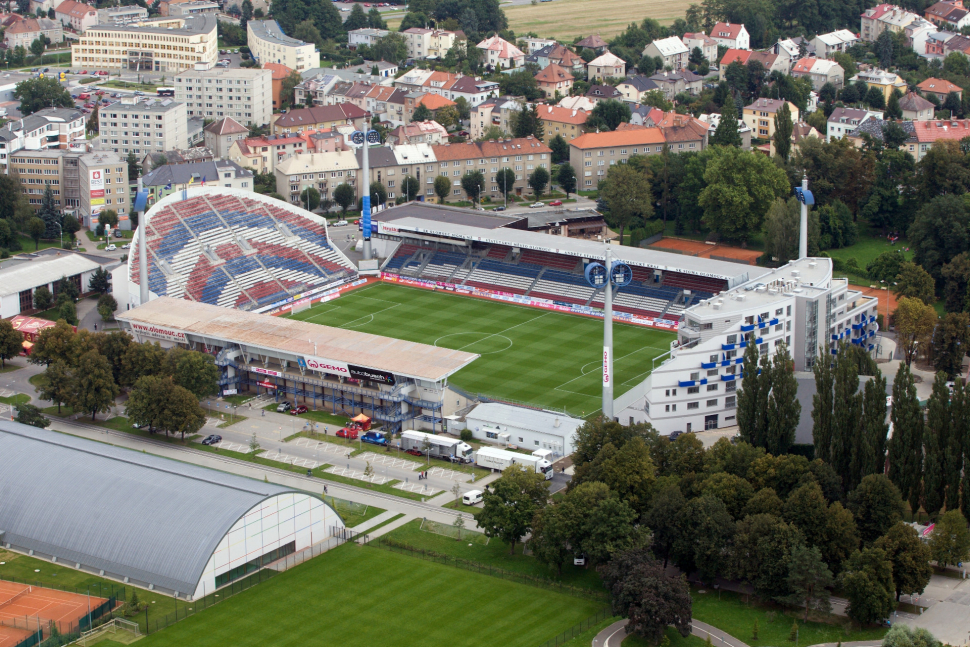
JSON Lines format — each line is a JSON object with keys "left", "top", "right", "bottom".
{"left": 372, "top": 537, "right": 610, "bottom": 602}
{"left": 3, "top": 590, "right": 118, "bottom": 647}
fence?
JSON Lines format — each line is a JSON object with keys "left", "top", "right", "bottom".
{"left": 2, "top": 587, "right": 119, "bottom": 647}
{"left": 536, "top": 608, "right": 613, "bottom": 647}
{"left": 373, "top": 537, "right": 610, "bottom": 602}
{"left": 419, "top": 518, "right": 489, "bottom": 544}
{"left": 323, "top": 495, "right": 368, "bottom": 519}
{"left": 73, "top": 618, "right": 140, "bottom": 646}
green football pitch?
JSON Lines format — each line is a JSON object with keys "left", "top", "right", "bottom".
{"left": 287, "top": 282, "right": 675, "bottom": 416}
{"left": 137, "top": 544, "right": 604, "bottom": 647}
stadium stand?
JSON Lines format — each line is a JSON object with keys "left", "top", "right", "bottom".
{"left": 380, "top": 239, "right": 730, "bottom": 320}
{"left": 129, "top": 189, "right": 356, "bottom": 310}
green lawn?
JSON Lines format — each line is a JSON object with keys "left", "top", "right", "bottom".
{"left": 136, "top": 543, "right": 603, "bottom": 647}
{"left": 16, "top": 234, "right": 63, "bottom": 252}
{"left": 0, "top": 393, "right": 30, "bottom": 406}
{"left": 287, "top": 283, "right": 674, "bottom": 416}
{"left": 382, "top": 519, "right": 605, "bottom": 592}
{"left": 825, "top": 228, "right": 912, "bottom": 271}
{"left": 99, "top": 80, "right": 159, "bottom": 92}
{"left": 690, "top": 589, "right": 887, "bottom": 645}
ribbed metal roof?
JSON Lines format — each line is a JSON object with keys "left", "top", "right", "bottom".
{"left": 0, "top": 421, "right": 299, "bottom": 595}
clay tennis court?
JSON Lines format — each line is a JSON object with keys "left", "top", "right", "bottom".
{"left": 0, "top": 580, "right": 109, "bottom": 646}
{"left": 649, "top": 237, "right": 762, "bottom": 265}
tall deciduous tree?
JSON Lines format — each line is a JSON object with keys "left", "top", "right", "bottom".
{"left": 549, "top": 134, "right": 569, "bottom": 164}
{"left": 888, "top": 362, "right": 924, "bottom": 514}
{"left": 736, "top": 338, "right": 763, "bottom": 447}
{"left": 528, "top": 501, "right": 574, "bottom": 575}
{"left": 847, "top": 474, "right": 904, "bottom": 545}
{"left": 673, "top": 494, "right": 735, "bottom": 583}
{"left": 29, "top": 320, "right": 75, "bottom": 367}
{"left": 0, "top": 320, "right": 22, "bottom": 369}
{"left": 893, "top": 262, "right": 936, "bottom": 305}
{"left": 557, "top": 163, "right": 576, "bottom": 198}
{"left": 478, "top": 464, "right": 548, "bottom": 554}
{"left": 730, "top": 513, "right": 802, "bottom": 600}
{"left": 894, "top": 296, "right": 937, "bottom": 367}
{"left": 38, "top": 360, "right": 72, "bottom": 413}
{"left": 165, "top": 348, "right": 219, "bottom": 399}
{"left": 947, "top": 379, "right": 968, "bottom": 514}
{"left": 832, "top": 344, "right": 862, "bottom": 492}
{"left": 13, "top": 76, "right": 74, "bottom": 116}
{"left": 461, "top": 170, "right": 485, "bottom": 203}
{"left": 780, "top": 544, "right": 834, "bottom": 620}
{"left": 601, "top": 164, "right": 653, "bottom": 245}
{"left": 70, "top": 350, "right": 119, "bottom": 421}
{"left": 767, "top": 343, "right": 800, "bottom": 456}
{"left": 646, "top": 481, "right": 685, "bottom": 567}
{"left": 928, "top": 510, "right": 970, "bottom": 567}
{"left": 861, "top": 369, "right": 889, "bottom": 479}
{"left": 773, "top": 102, "right": 793, "bottom": 162}
{"left": 923, "top": 372, "right": 951, "bottom": 516}
{"left": 841, "top": 547, "right": 896, "bottom": 625}
{"left": 812, "top": 349, "right": 834, "bottom": 465}
{"left": 599, "top": 549, "right": 692, "bottom": 644}
{"left": 528, "top": 166, "right": 550, "bottom": 197}
{"left": 873, "top": 522, "right": 932, "bottom": 601}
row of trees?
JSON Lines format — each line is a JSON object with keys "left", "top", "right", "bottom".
{"left": 478, "top": 417, "right": 970, "bottom": 628}
{"left": 31, "top": 321, "right": 216, "bottom": 434}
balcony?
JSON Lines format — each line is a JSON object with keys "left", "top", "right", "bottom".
{"left": 740, "top": 324, "right": 755, "bottom": 332}
{"left": 701, "top": 362, "right": 716, "bottom": 369}
{"left": 720, "top": 374, "right": 736, "bottom": 381}
{"left": 721, "top": 343, "right": 735, "bottom": 350}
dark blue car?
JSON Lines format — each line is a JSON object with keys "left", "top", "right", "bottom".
{"left": 361, "top": 431, "right": 387, "bottom": 446}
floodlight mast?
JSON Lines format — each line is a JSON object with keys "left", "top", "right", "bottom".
{"left": 137, "top": 175, "right": 149, "bottom": 305}
{"left": 603, "top": 244, "right": 614, "bottom": 420}
{"left": 354, "top": 129, "right": 381, "bottom": 262}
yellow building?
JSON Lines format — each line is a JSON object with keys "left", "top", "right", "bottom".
{"left": 742, "top": 98, "right": 800, "bottom": 139}
{"left": 848, "top": 69, "right": 908, "bottom": 103}
{"left": 536, "top": 104, "right": 588, "bottom": 145}
{"left": 247, "top": 19, "right": 319, "bottom": 72}
{"left": 72, "top": 14, "right": 217, "bottom": 72}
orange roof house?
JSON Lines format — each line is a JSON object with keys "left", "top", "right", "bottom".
{"left": 263, "top": 63, "right": 293, "bottom": 110}
{"left": 534, "top": 63, "right": 574, "bottom": 99}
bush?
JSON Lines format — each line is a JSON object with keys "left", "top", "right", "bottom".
{"left": 460, "top": 429, "right": 473, "bottom": 442}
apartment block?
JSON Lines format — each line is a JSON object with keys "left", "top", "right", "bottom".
{"left": 71, "top": 14, "right": 217, "bottom": 72}
{"left": 247, "top": 19, "right": 319, "bottom": 72}
{"left": 430, "top": 137, "right": 552, "bottom": 199}
{"left": 101, "top": 97, "right": 188, "bottom": 158}
{"left": 175, "top": 67, "right": 273, "bottom": 126}
{"left": 0, "top": 107, "right": 85, "bottom": 171}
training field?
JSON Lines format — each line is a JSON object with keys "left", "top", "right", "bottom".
{"left": 137, "top": 544, "right": 603, "bottom": 647}
{"left": 503, "top": 0, "right": 691, "bottom": 40}
{"left": 288, "top": 282, "right": 674, "bottom": 416}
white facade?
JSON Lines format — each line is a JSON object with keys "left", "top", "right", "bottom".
{"left": 616, "top": 257, "right": 879, "bottom": 434}
{"left": 192, "top": 492, "right": 341, "bottom": 599}
{"left": 175, "top": 67, "right": 273, "bottom": 126}
{"left": 462, "top": 402, "right": 583, "bottom": 458}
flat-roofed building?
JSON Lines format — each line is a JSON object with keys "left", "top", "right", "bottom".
{"left": 174, "top": 66, "right": 273, "bottom": 126}
{"left": 275, "top": 150, "right": 359, "bottom": 204}
{"left": 247, "top": 19, "right": 319, "bottom": 72}
{"left": 95, "top": 4, "right": 147, "bottom": 23}
{"left": 71, "top": 14, "right": 216, "bottom": 72}
{"left": 101, "top": 96, "right": 188, "bottom": 157}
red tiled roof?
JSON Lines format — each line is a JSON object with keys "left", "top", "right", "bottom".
{"left": 536, "top": 103, "right": 587, "bottom": 124}
{"left": 534, "top": 62, "right": 574, "bottom": 84}
{"left": 570, "top": 128, "right": 665, "bottom": 149}
{"left": 917, "top": 77, "right": 962, "bottom": 94}
{"left": 416, "top": 93, "right": 456, "bottom": 109}
{"left": 712, "top": 22, "right": 744, "bottom": 39}
{"left": 431, "top": 136, "right": 551, "bottom": 161}
{"left": 274, "top": 103, "right": 368, "bottom": 128}
{"left": 720, "top": 49, "right": 751, "bottom": 65}
{"left": 912, "top": 119, "right": 970, "bottom": 142}
{"left": 263, "top": 62, "right": 292, "bottom": 80}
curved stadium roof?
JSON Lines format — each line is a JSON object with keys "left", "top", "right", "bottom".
{"left": 0, "top": 420, "right": 302, "bottom": 595}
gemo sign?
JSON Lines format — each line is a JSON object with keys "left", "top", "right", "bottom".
{"left": 130, "top": 323, "right": 188, "bottom": 343}
{"left": 301, "top": 356, "right": 350, "bottom": 375}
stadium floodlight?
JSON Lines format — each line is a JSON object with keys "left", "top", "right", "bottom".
{"left": 351, "top": 129, "right": 382, "bottom": 262}
{"left": 584, "top": 244, "right": 632, "bottom": 420}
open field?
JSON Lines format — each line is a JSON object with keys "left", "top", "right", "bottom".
{"left": 287, "top": 282, "right": 675, "bottom": 416}
{"left": 503, "top": 0, "right": 691, "bottom": 41}
{"left": 136, "top": 543, "right": 603, "bottom": 647}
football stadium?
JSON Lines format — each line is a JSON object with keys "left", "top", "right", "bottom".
{"left": 119, "top": 189, "right": 768, "bottom": 424}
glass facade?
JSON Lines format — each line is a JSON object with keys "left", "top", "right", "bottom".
{"left": 214, "top": 540, "right": 295, "bottom": 588}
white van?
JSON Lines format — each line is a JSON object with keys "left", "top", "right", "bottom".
{"left": 462, "top": 489, "right": 483, "bottom": 505}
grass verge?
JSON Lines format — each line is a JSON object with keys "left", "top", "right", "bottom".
{"left": 136, "top": 543, "right": 602, "bottom": 647}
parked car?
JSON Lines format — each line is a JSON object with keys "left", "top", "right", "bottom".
{"left": 493, "top": 206, "right": 506, "bottom": 211}
{"left": 122, "top": 243, "right": 130, "bottom": 249}
{"left": 114, "top": 229, "right": 123, "bottom": 238}
{"left": 290, "top": 405, "right": 308, "bottom": 415}
{"left": 668, "top": 430, "right": 684, "bottom": 441}
{"left": 97, "top": 70, "right": 108, "bottom": 76}
{"left": 549, "top": 200, "right": 562, "bottom": 206}
{"left": 405, "top": 448, "right": 423, "bottom": 457}
{"left": 361, "top": 431, "right": 387, "bottom": 446}
{"left": 336, "top": 427, "right": 358, "bottom": 439}
{"left": 573, "top": 554, "right": 587, "bottom": 566}
{"left": 77, "top": 93, "right": 90, "bottom": 100}
{"left": 201, "top": 434, "right": 222, "bottom": 445}
{"left": 529, "top": 202, "right": 544, "bottom": 208}
{"left": 105, "top": 244, "right": 116, "bottom": 251}
{"left": 79, "top": 70, "right": 88, "bottom": 74}
{"left": 276, "top": 401, "right": 292, "bottom": 412}
{"left": 462, "top": 490, "right": 483, "bottom": 505}
{"left": 334, "top": 219, "right": 348, "bottom": 226}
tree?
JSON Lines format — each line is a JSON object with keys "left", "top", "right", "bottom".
{"left": 867, "top": 252, "right": 903, "bottom": 285}
{"left": 893, "top": 262, "right": 936, "bottom": 305}
{"left": 58, "top": 300, "right": 77, "bottom": 326}
{"left": 817, "top": 200, "right": 856, "bottom": 250}
{"left": 730, "top": 513, "right": 802, "bottom": 600}
{"left": 811, "top": 348, "right": 835, "bottom": 465}
{"left": 861, "top": 370, "right": 889, "bottom": 479}
{"left": 87, "top": 267, "right": 111, "bottom": 295}
{"left": 549, "top": 134, "right": 569, "bottom": 164}
{"left": 576, "top": 437, "right": 656, "bottom": 516}
{"left": 98, "top": 210, "right": 118, "bottom": 231}
{"left": 570, "top": 483, "right": 644, "bottom": 566}
{"left": 882, "top": 625, "right": 941, "bottom": 647}
{"left": 947, "top": 379, "right": 968, "bottom": 514}
{"left": 599, "top": 549, "right": 692, "bottom": 644}
{"left": 702, "top": 472, "right": 754, "bottom": 520}
{"left": 893, "top": 296, "right": 937, "bottom": 367}
{"left": 885, "top": 90, "right": 902, "bottom": 120}
{"left": 699, "top": 147, "right": 790, "bottom": 243}
{"left": 27, "top": 217, "right": 44, "bottom": 250}
{"left": 941, "top": 252, "right": 970, "bottom": 312}
{"left": 125, "top": 374, "right": 169, "bottom": 435}
{"left": 299, "top": 187, "right": 321, "bottom": 211}
{"left": 492, "top": 167, "right": 516, "bottom": 204}
{"left": 240, "top": 0, "right": 252, "bottom": 29}
{"left": 333, "top": 183, "right": 355, "bottom": 213}
{"left": 13, "top": 77, "right": 73, "bottom": 116}
{"left": 888, "top": 362, "right": 924, "bottom": 514}
{"left": 292, "top": 19, "right": 323, "bottom": 49}
{"left": 847, "top": 475, "right": 904, "bottom": 545}
{"left": 873, "top": 522, "right": 932, "bottom": 601}
{"left": 460, "top": 170, "right": 484, "bottom": 203}
{"left": 821, "top": 501, "right": 860, "bottom": 575}
{"left": 866, "top": 86, "right": 886, "bottom": 110}
{"left": 528, "top": 167, "right": 549, "bottom": 197}
{"left": 345, "top": 3, "right": 368, "bottom": 30}
{"left": 783, "top": 481, "right": 828, "bottom": 542}
{"left": 646, "top": 482, "right": 685, "bottom": 567}
{"left": 29, "top": 320, "right": 74, "bottom": 367}
{"left": 642, "top": 89, "right": 673, "bottom": 111}
{"left": 16, "top": 403, "right": 49, "bottom": 428}
{"left": 0, "top": 319, "right": 22, "bottom": 369}
{"left": 586, "top": 99, "right": 632, "bottom": 131}
{"left": 711, "top": 94, "right": 742, "bottom": 147}
{"left": 478, "top": 464, "right": 548, "bottom": 554}
{"left": 94, "top": 294, "right": 116, "bottom": 322}
{"left": 780, "top": 544, "right": 834, "bottom": 621}
{"left": 280, "top": 70, "right": 303, "bottom": 111}
{"left": 163, "top": 382, "right": 207, "bottom": 439}
{"left": 556, "top": 163, "right": 576, "bottom": 198}
{"left": 166, "top": 348, "right": 219, "bottom": 399}
{"left": 841, "top": 547, "right": 896, "bottom": 625}
{"left": 411, "top": 104, "right": 432, "bottom": 123}
{"left": 773, "top": 102, "right": 793, "bottom": 162}
{"left": 510, "top": 103, "right": 544, "bottom": 139}
{"left": 767, "top": 343, "right": 800, "bottom": 456}
{"left": 832, "top": 344, "right": 862, "bottom": 491}
{"left": 909, "top": 194, "right": 970, "bottom": 285}
{"left": 127, "top": 152, "right": 139, "bottom": 182}
{"left": 120, "top": 341, "right": 166, "bottom": 388}
{"left": 673, "top": 495, "right": 735, "bottom": 583}
{"left": 434, "top": 175, "right": 451, "bottom": 203}
{"left": 928, "top": 510, "right": 970, "bottom": 568}
{"left": 70, "top": 349, "right": 119, "bottom": 421}
{"left": 737, "top": 340, "right": 766, "bottom": 448}
{"left": 923, "top": 372, "right": 950, "bottom": 515}
{"left": 601, "top": 164, "right": 653, "bottom": 245}
{"left": 528, "top": 502, "right": 573, "bottom": 575}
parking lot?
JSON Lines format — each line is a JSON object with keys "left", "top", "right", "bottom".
{"left": 357, "top": 451, "right": 421, "bottom": 471}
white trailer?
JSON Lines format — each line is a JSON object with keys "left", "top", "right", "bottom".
{"left": 475, "top": 446, "right": 553, "bottom": 480}
{"left": 401, "top": 430, "right": 474, "bottom": 464}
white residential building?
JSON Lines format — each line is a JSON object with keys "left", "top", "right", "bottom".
{"left": 0, "top": 107, "right": 85, "bottom": 171}
{"left": 522, "top": 36, "right": 556, "bottom": 54}
{"left": 642, "top": 36, "right": 689, "bottom": 71}
{"left": 348, "top": 28, "right": 389, "bottom": 48}
{"left": 811, "top": 29, "right": 860, "bottom": 58}
{"left": 477, "top": 35, "right": 525, "bottom": 69}
{"left": 174, "top": 67, "right": 273, "bottom": 126}
{"left": 402, "top": 28, "right": 459, "bottom": 60}
{"left": 100, "top": 97, "right": 188, "bottom": 157}
{"left": 586, "top": 51, "right": 626, "bottom": 79}
{"left": 710, "top": 22, "right": 750, "bottom": 50}
{"left": 247, "top": 19, "right": 320, "bottom": 72}
{"left": 616, "top": 257, "right": 879, "bottom": 434}
{"left": 826, "top": 107, "right": 882, "bottom": 141}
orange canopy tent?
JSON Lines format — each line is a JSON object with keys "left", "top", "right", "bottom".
{"left": 350, "top": 414, "right": 371, "bottom": 430}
